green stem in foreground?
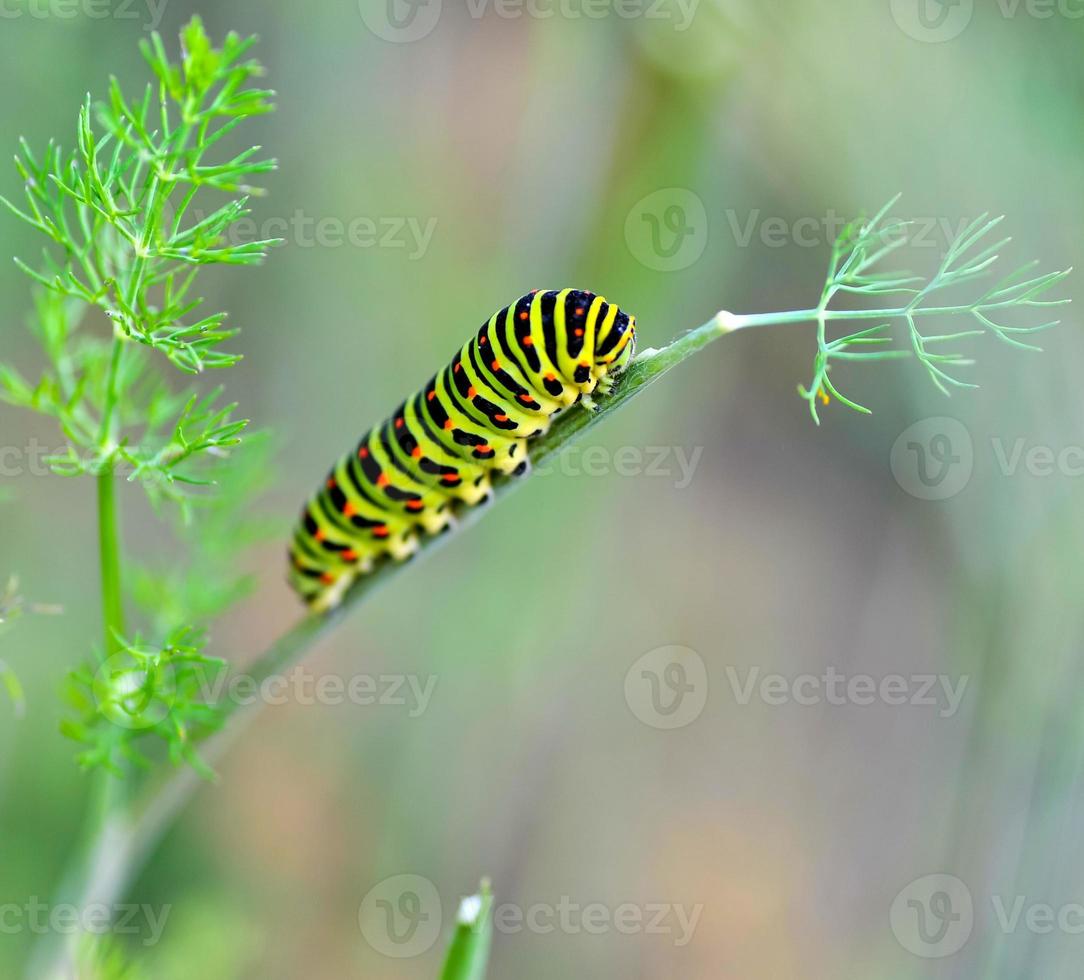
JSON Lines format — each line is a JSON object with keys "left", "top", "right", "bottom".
{"left": 440, "top": 881, "right": 494, "bottom": 980}
{"left": 96, "top": 470, "right": 125, "bottom": 656}
{"left": 35, "top": 310, "right": 738, "bottom": 951}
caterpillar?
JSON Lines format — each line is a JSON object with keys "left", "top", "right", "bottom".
{"left": 289, "top": 288, "right": 637, "bottom": 612}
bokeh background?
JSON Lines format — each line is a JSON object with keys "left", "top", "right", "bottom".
{"left": 2, "top": 0, "right": 1084, "bottom": 976}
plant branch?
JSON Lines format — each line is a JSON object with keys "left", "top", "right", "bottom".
{"left": 96, "top": 470, "right": 124, "bottom": 655}
{"left": 32, "top": 196, "right": 1071, "bottom": 976}
{"left": 31, "top": 309, "right": 739, "bottom": 970}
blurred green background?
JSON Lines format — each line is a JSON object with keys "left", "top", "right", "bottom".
{"left": 2, "top": 0, "right": 1084, "bottom": 976}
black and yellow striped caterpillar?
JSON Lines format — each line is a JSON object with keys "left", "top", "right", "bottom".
{"left": 289, "top": 288, "right": 637, "bottom": 611}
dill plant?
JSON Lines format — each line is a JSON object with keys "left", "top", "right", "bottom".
{"left": 0, "top": 18, "right": 1071, "bottom": 980}
{"left": 0, "top": 17, "right": 277, "bottom": 774}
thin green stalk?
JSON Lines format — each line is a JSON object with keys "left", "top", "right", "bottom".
{"left": 39, "top": 310, "right": 741, "bottom": 943}
{"left": 97, "top": 336, "right": 124, "bottom": 450}
{"left": 440, "top": 882, "right": 494, "bottom": 980}
{"left": 96, "top": 470, "right": 124, "bottom": 655}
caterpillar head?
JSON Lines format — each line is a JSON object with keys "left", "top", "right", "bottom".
{"left": 595, "top": 305, "right": 637, "bottom": 377}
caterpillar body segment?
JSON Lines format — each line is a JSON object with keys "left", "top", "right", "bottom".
{"left": 290, "top": 288, "right": 637, "bottom": 611}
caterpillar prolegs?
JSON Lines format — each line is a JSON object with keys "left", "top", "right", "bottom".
{"left": 289, "top": 289, "right": 637, "bottom": 611}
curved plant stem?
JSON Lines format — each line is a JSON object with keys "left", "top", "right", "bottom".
{"left": 96, "top": 470, "right": 125, "bottom": 656}
{"left": 32, "top": 309, "right": 739, "bottom": 980}
{"left": 36, "top": 209, "right": 1073, "bottom": 969}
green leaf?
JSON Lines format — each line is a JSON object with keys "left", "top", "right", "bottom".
{"left": 439, "top": 881, "right": 493, "bottom": 980}
{"left": 180, "top": 16, "right": 219, "bottom": 94}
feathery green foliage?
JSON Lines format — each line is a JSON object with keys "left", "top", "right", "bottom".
{"left": 0, "top": 17, "right": 277, "bottom": 772}
{"left": 782, "top": 194, "right": 1071, "bottom": 421}
{"left": 0, "top": 15, "right": 277, "bottom": 507}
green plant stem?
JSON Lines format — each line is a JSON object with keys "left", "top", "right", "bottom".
{"left": 30, "top": 310, "right": 738, "bottom": 968}
{"left": 32, "top": 294, "right": 1007, "bottom": 972}
{"left": 96, "top": 470, "right": 124, "bottom": 655}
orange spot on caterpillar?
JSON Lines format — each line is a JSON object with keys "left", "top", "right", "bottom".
{"left": 443, "top": 420, "right": 453, "bottom": 430}
{"left": 574, "top": 328, "right": 584, "bottom": 337}
{"left": 373, "top": 525, "right": 389, "bottom": 538}
{"left": 491, "top": 359, "right": 501, "bottom": 371}
{"left": 494, "top": 413, "right": 509, "bottom": 422}
{"left": 467, "top": 386, "right": 477, "bottom": 398}
{"left": 454, "top": 362, "right": 462, "bottom": 373}
{"left": 395, "top": 418, "right": 404, "bottom": 429}
{"left": 358, "top": 447, "right": 369, "bottom": 459}
{"left": 411, "top": 447, "right": 422, "bottom": 459}
{"left": 518, "top": 311, "right": 528, "bottom": 321}
{"left": 427, "top": 390, "right": 436, "bottom": 401}
{"left": 376, "top": 473, "right": 390, "bottom": 488}
{"left": 518, "top": 393, "right": 534, "bottom": 404}
{"left": 522, "top": 336, "right": 534, "bottom": 346}
{"left": 320, "top": 572, "right": 336, "bottom": 585}
{"left": 406, "top": 500, "right": 424, "bottom": 511}
{"left": 441, "top": 473, "right": 459, "bottom": 483}
{"left": 326, "top": 478, "right": 336, "bottom": 490}
{"left": 314, "top": 529, "right": 326, "bottom": 542}
{"left": 575, "top": 307, "right": 585, "bottom": 316}
{"left": 478, "top": 444, "right": 491, "bottom": 453}
{"left": 579, "top": 361, "right": 589, "bottom": 368}
{"left": 480, "top": 334, "right": 488, "bottom": 345}
{"left": 343, "top": 549, "right": 358, "bottom": 561}
{"left": 544, "top": 372, "right": 557, "bottom": 381}
{"left": 343, "top": 502, "right": 357, "bottom": 518}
